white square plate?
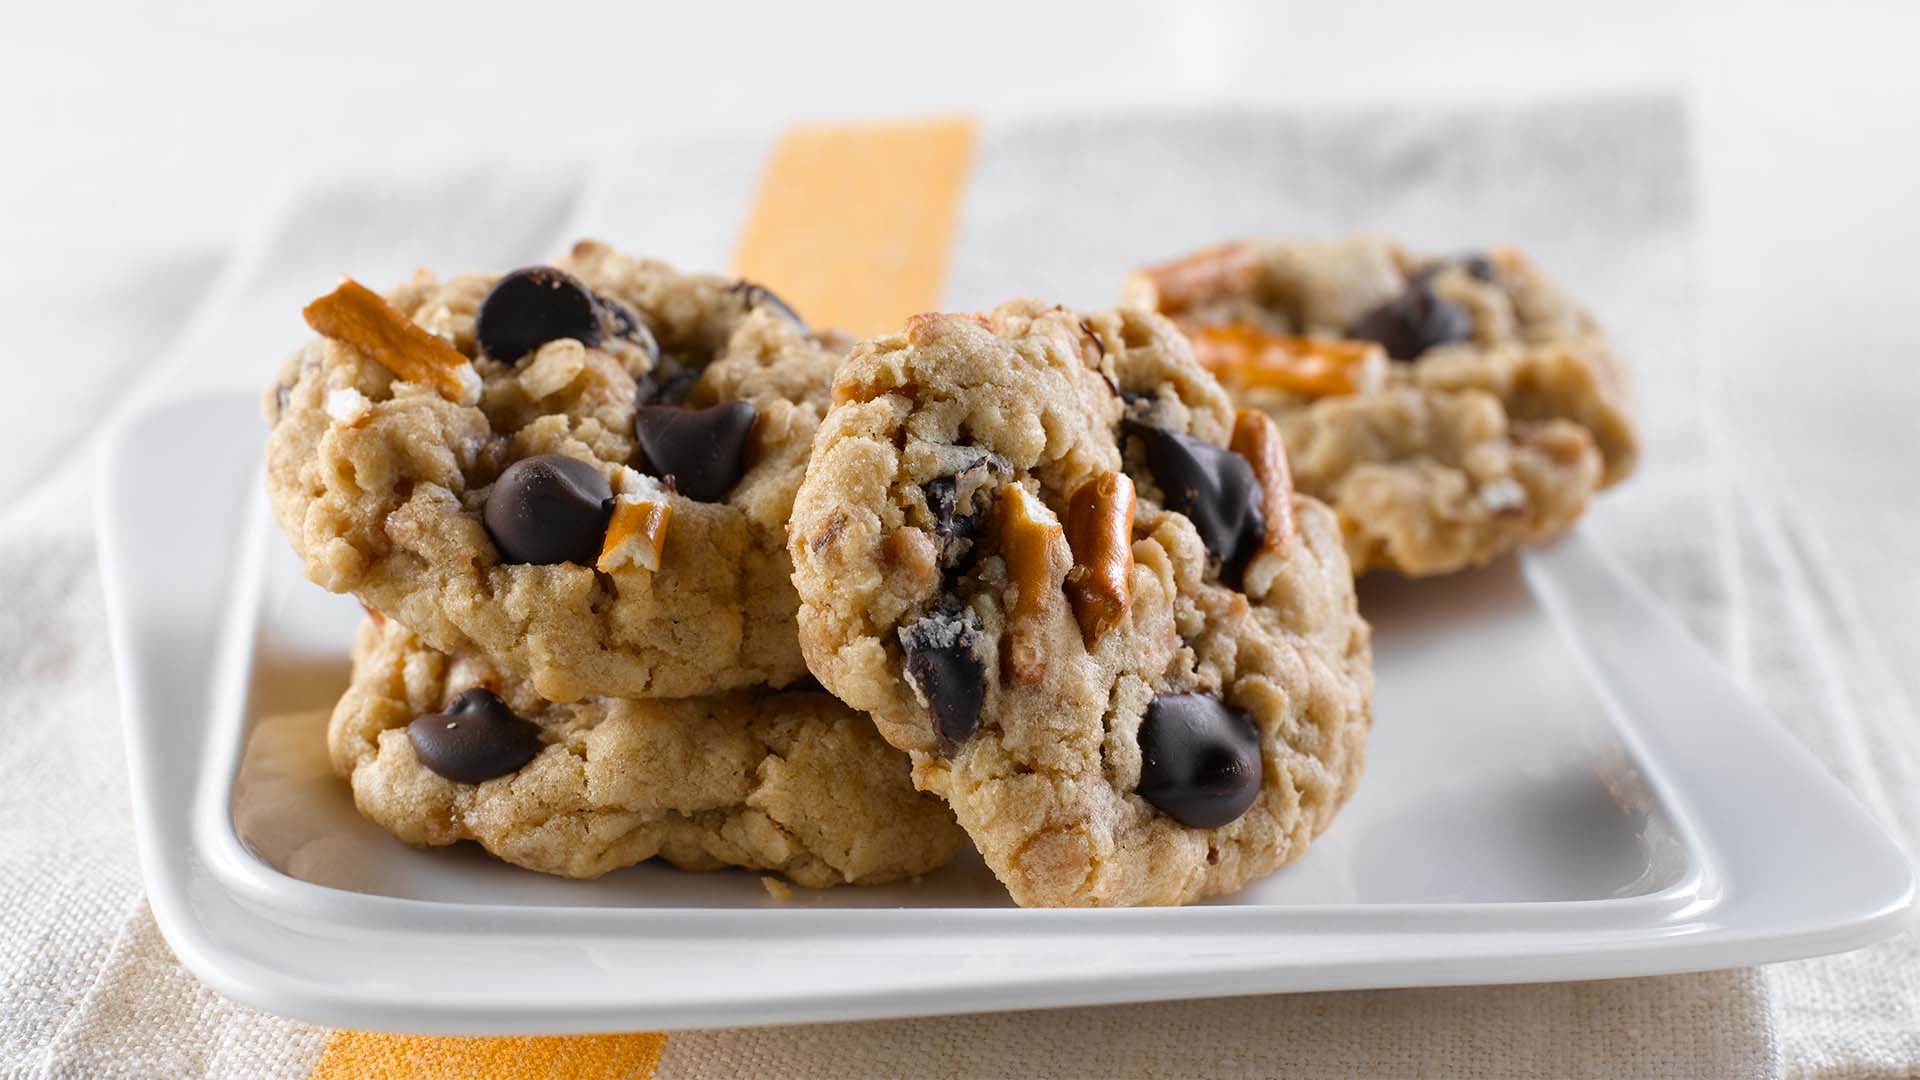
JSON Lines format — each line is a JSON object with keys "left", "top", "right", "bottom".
{"left": 99, "top": 391, "right": 1914, "bottom": 1034}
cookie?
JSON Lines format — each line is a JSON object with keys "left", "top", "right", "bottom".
{"left": 265, "top": 241, "right": 842, "bottom": 701}
{"left": 789, "top": 300, "right": 1373, "bottom": 907}
{"left": 1124, "top": 236, "right": 1637, "bottom": 576}
{"left": 331, "top": 616, "right": 966, "bottom": 887}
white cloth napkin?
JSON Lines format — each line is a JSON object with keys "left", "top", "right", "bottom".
{"left": 1, "top": 96, "right": 1913, "bottom": 1079}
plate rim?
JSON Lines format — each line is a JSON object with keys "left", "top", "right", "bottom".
{"left": 100, "top": 390, "right": 1917, "bottom": 1033}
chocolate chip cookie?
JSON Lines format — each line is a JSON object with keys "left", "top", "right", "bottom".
{"left": 789, "top": 300, "right": 1373, "bottom": 907}
{"left": 1125, "top": 236, "right": 1637, "bottom": 576}
{"left": 332, "top": 616, "right": 965, "bottom": 886}
{"left": 265, "top": 241, "right": 842, "bottom": 702}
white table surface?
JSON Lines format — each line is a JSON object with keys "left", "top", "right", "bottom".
{"left": 4, "top": 0, "right": 1914, "bottom": 845}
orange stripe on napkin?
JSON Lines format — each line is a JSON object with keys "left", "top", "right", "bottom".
{"left": 733, "top": 116, "right": 979, "bottom": 336}
{"left": 312, "top": 1031, "right": 667, "bottom": 1079}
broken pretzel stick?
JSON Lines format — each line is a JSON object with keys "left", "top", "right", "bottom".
{"left": 303, "top": 277, "right": 482, "bottom": 405}
{"left": 596, "top": 497, "right": 673, "bottom": 573}
{"left": 1229, "top": 409, "right": 1295, "bottom": 558}
{"left": 996, "top": 482, "right": 1070, "bottom": 685}
{"left": 1189, "top": 324, "right": 1380, "bottom": 398}
{"left": 1122, "top": 243, "right": 1260, "bottom": 316}
{"left": 1063, "top": 471, "right": 1136, "bottom": 646}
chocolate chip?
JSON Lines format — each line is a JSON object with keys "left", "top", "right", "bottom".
{"left": 476, "top": 266, "right": 604, "bottom": 363}
{"left": 633, "top": 400, "right": 758, "bottom": 503}
{"left": 482, "top": 454, "right": 613, "bottom": 565}
{"left": 730, "top": 280, "right": 807, "bottom": 333}
{"left": 1415, "top": 253, "right": 1496, "bottom": 285}
{"left": 636, "top": 369, "right": 701, "bottom": 406}
{"left": 923, "top": 452, "right": 1011, "bottom": 569}
{"left": 923, "top": 478, "right": 968, "bottom": 547}
{"left": 900, "top": 602, "right": 989, "bottom": 756}
{"left": 408, "top": 688, "right": 544, "bottom": 784}
{"left": 1347, "top": 281, "right": 1472, "bottom": 361}
{"left": 594, "top": 294, "right": 661, "bottom": 363}
{"left": 1123, "top": 421, "right": 1264, "bottom": 587}
{"left": 1136, "top": 692, "right": 1262, "bottom": 828}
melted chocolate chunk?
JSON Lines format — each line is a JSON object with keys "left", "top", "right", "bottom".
{"left": 407, "top": 688, "right": 544, "bottom": 784}
{"left": 922, "top": 452, "right": 1011, "bottom": 569}
{"left": 730, "top": 280, "right": 807, "bottom": 333}
{"left": 1347, "top": 280, "right": 1472, "bottom": 361}
{"left": 476, "top": 266, "right": 604, "bottom": 363}
{"left": 594, "top": 294, "right": 661, "bottom": 363}
{"left": 900, "top": 602, "right": 988, "bottom": 756}
{"left": 482, "top": 454, "right": 614, "bottom": 565}
{"left": 1123, "top": 420, "right": 1264, "bottom": 586}
{"left": 636, "top": 369, "right": 701, "bottom": 406}
{"left": 1136, "top": 692, "right": 1262, "bottom": 828}
{"left": 633, "top": 400, "right": 758, "bottom": 503}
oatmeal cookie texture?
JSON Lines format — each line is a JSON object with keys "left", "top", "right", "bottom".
{"left": 332, "top": 617, "right": 965, "bottom": 887}
{"left": 1125, "top": 236, "right": 1637, "bottom": 576}
{"left": 789, "top": 300, "right": 1373, "bottom": 907}
{"left": 265, "top": 242, "right": 844, "bottom": 702}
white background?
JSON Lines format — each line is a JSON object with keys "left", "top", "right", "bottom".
{"left": 3, "top": 0, "right": 1915, "bottom": 692}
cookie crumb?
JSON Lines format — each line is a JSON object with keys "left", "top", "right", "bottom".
{"left": 760, "top": 876, "right": 795, "bottom": 902}
{"left": 324, "top": 386, "right": 372, "bottom": 427}
{"left": 518, "top": 338, "right": 588, "bottom": 400}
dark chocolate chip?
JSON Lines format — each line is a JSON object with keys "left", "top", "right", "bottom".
{"left": 476, "top": 266, "right": 604, "bottom": 363}
{"left": 730, "top": 280, "right": 807, "bottom": 333}
{"left": 900, "top": 602, "right": 989, "bottom": 756}
{"left": 633, "top": 400, "right": 758, "bottom": 503}
{"left": 482, "top": 454, "right": 614, "bottom": 565}
{"left": 1415, "top": 253, "right": 1496, "bottom": 285}
{"left": 1136, "top": 692, "right": 1262, "bottom": 828}
{"left": 1347, "top": 280, "right": 1472, "bottom": 361}
{"left": 407, "top": 688, "right": 544, "bottom": 784}
{"left": 923, "top": 478, "right": 966, "bottom": 545}
{"left": 923, "top": 452, "right": 1011, "bottom": 569}
{"left": 1123, "top": 420, "right": 1264, "bottom": 587}
{"left": 636, "top": 369, "right": 701, "bottom": 406}
{"left": 594, "top": 294, "right": 661, "bottom": 363}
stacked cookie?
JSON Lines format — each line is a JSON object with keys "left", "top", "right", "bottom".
{"left": 264, "top": 235, "right": 1628, "bottom": 907}
{"left": 265, "top": 243, "right": 964, "bottom": 889}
